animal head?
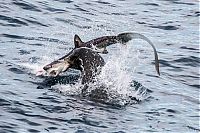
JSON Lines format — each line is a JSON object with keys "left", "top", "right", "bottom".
{"left": 42, "top": 48, "right": 105, "bottom": 83}
{"left": 43, "top": 50, "right": 82, "bottom": 77}
{"left": 42, "top": 35, "right": 86, "bottom": 77}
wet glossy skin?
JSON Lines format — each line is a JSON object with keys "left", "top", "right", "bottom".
{"left": 43, "top": 48, "right": 105, "bottom": 84}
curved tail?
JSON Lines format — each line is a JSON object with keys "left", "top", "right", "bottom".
{"left": 117, "top": 32, "right": 160, "bottom": 76}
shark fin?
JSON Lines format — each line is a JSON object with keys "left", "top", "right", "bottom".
{"left": 74, "top": 34, "right": 84, "bottom": 48}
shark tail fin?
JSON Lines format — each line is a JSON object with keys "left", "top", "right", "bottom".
{"left": 117, "top": 32, "right": 160, "bottom": 76}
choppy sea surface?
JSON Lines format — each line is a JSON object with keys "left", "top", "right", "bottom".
{"left": 0, "top": 0, "right": 199, "bottom": 132}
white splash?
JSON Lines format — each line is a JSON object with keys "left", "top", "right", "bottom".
{"left": 52, "top": 44, "right": 150, "bottom": 105}
{"left": 97, "top": 45, "right": 134, "bottom": 95}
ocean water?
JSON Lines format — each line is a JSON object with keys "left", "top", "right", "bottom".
{"left": 0, "top": 0, "right": 199, "bottom": 132}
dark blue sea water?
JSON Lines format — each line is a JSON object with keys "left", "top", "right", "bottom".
{"left": 0, "top": 0, "right": 199, "bottom": 132}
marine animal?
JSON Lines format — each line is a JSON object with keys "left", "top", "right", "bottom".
{"left": 38, "top": 32, "right": 160, "bottom": 80}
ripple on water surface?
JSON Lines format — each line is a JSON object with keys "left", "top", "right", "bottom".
{"left": 0, "top": 0, "right": 199, "bottom": 132}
